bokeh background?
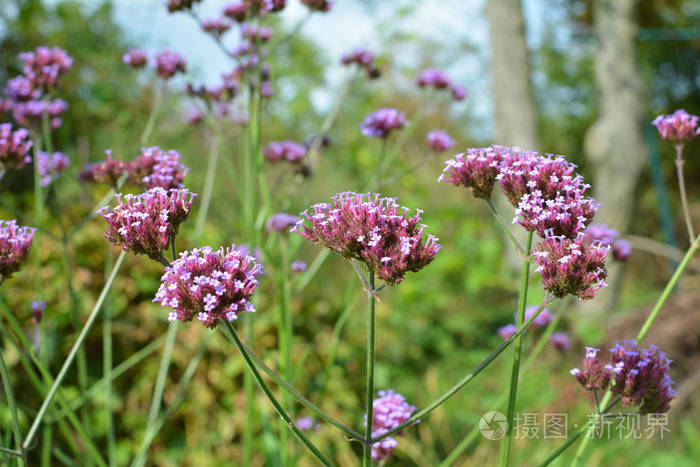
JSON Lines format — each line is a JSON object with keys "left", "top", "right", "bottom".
{"left": 1, "top": 0, "right": 700, "bottom": 465}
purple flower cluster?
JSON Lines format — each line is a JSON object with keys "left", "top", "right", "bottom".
{"left": 438, "top": 146, "right": 507, "bottom": 199}
{"left": 80, "top": 150, "right": 128, "bottom": 188}
{"left": 0, "top": 220, "right": 36, "bottom": 279}
{"left": 153, "top": 245, "right": 263, "bottom": 328}
{"left": 241, "top": 24, "right": 273, "bottom": 43}
{"left": 293, "top": 192, "right": 441, "bottom": 285}
{"left": 534, "top": 234, "right": 608, "bottom": 300}
{"left": 290, "top": 260, "right": 307, "bottom": 272}
{"left": 123, "top": 49, "right": 148, "bottom": 68}
{"left": 549, "top": 332, "right": 571, "bottom": 352}
{"left": 427, "top": 129, "right": 455, "bottom": 152}
{"left": 341, "top": 48, "right": 380, "bottom": 79}
{"left": 266, "top": 213, "right": 300, "bottom": 233}
{"left": 416, "top": 68, "right": 466, "bottom": 101}
{"left": 652, "top": 109, "right": 700, "bottom": 142}
{"left": 31, "top": 300, "right": 46, "bottom": 325}
{"left": 360, "top": 108, "right": 407, "bottom": 139}
{"left": 129, "top": 146, "right": 190, "bottom": 190}
{"left": 223, "top": 2, "right": 250, "bottom": 22}
{"left": 0, "top": 123, "right": 33, "bottom": 171}
{"left": 37, "top": 151, "right": 70, "bottom": 186}
{"left": 202, "top": 18, "right": 233, "bottom": 36}
{"left": 497, "top": 305, "right": 553, "bottom": 341}
{"left": 498, "top": 324, "right": 516, "bottom": 340}
{"left": 154, "top": 49, "right": 187, "bottom": 79}
{"left": 571, "top": 342, "right": 675, "bottom": 413}
{"left": 583, "top": 223, "right": 632, "bottom": 262}
{"left": 367, "top": 390, "right": 417, "bottom": 460}
{"left": 1, "top": 47, "right": 72, "bottom": 130}
{"left": 263, "top": 140, "right": 307, "bottom": 163}
{"left": 514, "top": 190, "right": 599, "bottom": 239}
{"left": 98, "top": 188, "right": 195, "bottom": 261}
{"left": 301, "top": 0, "right": 332, "bottom": 12}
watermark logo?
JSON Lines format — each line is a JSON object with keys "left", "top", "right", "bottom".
{"left": 479, "top": 411, "right": 508, "bottom": 440}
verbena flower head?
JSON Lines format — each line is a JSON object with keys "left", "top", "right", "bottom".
{"left": 19, "top": 46, "right": 73, "bottom": 90}
{"left": 294, "top": 192, "right": 440, "bottom": 285}
{"left": 514, "top": 189, "right": 599, "bottom": 239}
{"left": 10, "top": 98, "right": 68, "bottom": 129}
{"left": 129, "top": 146, "right": 189, "bottom": 189}
{"left": 498, "top": 324, "right": 516, "bottom": 340}
{"left": 570, "top": 347, "right": 610, "bottom": 390}
{"left": 360, "top": 108, "right": 407, "bottom": 139}
{"left": 0, "top": 220, "right": 36, "bottom": 279}
{"left": 263, "top": 140, "right": 307, "bottom": 163}
{"left": 612, "top": 239, "right": 631, "bottom": 261}
{"left": 4, "top": 76, "right": 40, "bottom": 102}
{"left": 583, "top": 223, "right": 618, "bottom": 247}
{"left": 438, "top": 146, "right": 506, "bottom": 199}
{"left": 123, "top": 49, "right": 148, "bottom": 68}
{"left": 427, "top": 130, "right": 455, "bottom": 152}
{"left": 80, "top": 150, "right": 128, "bottom": 188}
{"left": 0, "top": 123, "right": 33, "bottom": 171}
{"left": 186, "top": 108, "right": 204, "bottom": 125}
{"left": 31, "top": 300, "right": 46, "bottom": 324}
{"left": 341, "top": 48, "right": 380, "bottom": 79}
{"left": 608, "top": 341, "right": 675, "bottom": 414}
{"left": 223, "top": 2, "right": 249, "bottom": 22}
{"left": 296, "top": 417, "right": 314, "bottom": 431}
{"left": 290, "top": 260, "right": 307, "bottom": 272}
{"left": 451, "top": 84, "right": 467, "bottom": 101}
{"left": 522, "top": 305, "right": 552, "bottom": 327}
{"left": 301, "top": 0, "right": 332, "bottom": 12}
{"left": 241, "top": 24, "right": 273, "bottom": 43}
{"left": 99, "top": 188, "right": 195, "bottom": 261}
{"left": 652, "top": 109, "right": 700, "bottom": 142}
{"left": 37, "top": 151, "right": 69, "bottom": 186}
{"left": 534, "top": 234, "right": 608, "bottom": 300}
{"left": 202, "top": 18, "right": 233, "bottom": 36}
{"left": 153, "top": 245, "right": 263, "bottom": 328}
{"left": 367, "top": 390, "right": 418, "bottom": 460}
{"left": 154, "top": 49, "right": 186, "bottom": 79}
{"left": 417, "top": 68, "right": 451, "bottom": 89}
{"left": 266, "top": 213, "right": 300, "bottom": 232}
{"left": 549, "top": 332, "right": 571, "bottom": 352}
{"left": 167, "top": 0, "right": 202, "bottom": 13}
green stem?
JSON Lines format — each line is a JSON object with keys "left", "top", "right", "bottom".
{"left": 500, "top": 231, "right": 534, "bottom": 466}
{"left": 139, "top": 83, "right": 163, "bottom": 146}
{"left": 674, "top": 144, "right": 696, "bottom": 245}
{"left": 103, "top": 247, "right": 116, "bottom": 466}
{"left": 0, "top": 446, "right": 22, "bottom": 457}
{"left": 31, "top": 132, "right": 43, "bottom": 362}
{"left": 22, "top": 251, "right": 126, "bottom": 451}
{"left": 0, "top": 341, "right": 24, "bottom": 462}
{"left": 439, "top": 308, "right": 564, "bottom": 467}
{"left": 487, "top": 198, "right": 526, "bottom": 256}
{"left": 222, "top": 321, "right": 334, "bottom": 466}
{"left": 143, "top": 321, "right": 179, "bottom": 441}
{"left": 278, "top": 237, "right": 292, "bottom": 466}
{"left": 41, "top": 425, "right": 51, "bottom": 467}
{"left": 194, "top": 123, "right": 222, "bottom": 238}
{"left": 373, "top": 300, "right": 552, "bottom": 444}
{"left": 363, "top": 270, "right": 377, "bottom": 467}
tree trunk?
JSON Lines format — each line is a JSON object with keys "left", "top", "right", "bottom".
{"left": 583, "top": 0, "right": 647, "bottom": 313}
{"left": 486, "top": 0, "right": 539, "bottom": 273}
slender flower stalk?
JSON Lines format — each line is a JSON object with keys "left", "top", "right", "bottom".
{"left": 674, "top": 144, "right": 695, "bottom": 245}
{"left": 499, "top": 231, "right": 533, "bottom": 467}
{"left": 140, "top": 84, "right": 164, "bottom": 145}
{"left": 0, "top": 346, "right": 24, "bottom": 463}
{"left": 363, "top": 270, "right": 377, "bottom": 466}
{"left": 221, "top": 320, "right": 334, "bottom": 466}
{"left": 22, "top": 251, "right": 126, "bottom": 452}
{"left": 372, "top": 300, "right": 553, "bottom": 444}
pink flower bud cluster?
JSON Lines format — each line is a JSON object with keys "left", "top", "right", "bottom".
{"left": 167, "top": 0, "right": 202, "bottom": 13}
{"left": 263, "top": 140, "right": 307, "bottom": 163}
{"left": 571, "top": 342, "right": 675, "bottom": 414}
{"left": 427, "top": 129, "right": 455, "bottom": 152}
{"left": 360, "top": 108, "right": 407, "bottom": 139}
{"left": 583, "top": 223, "right": 632, "bottom": 262}
{"left": 497, "top": 305, "right": 552, "bottom": 341}
{"left": 18, "top": 46, "right": 73, "bottom": 90}
{"left": 31, "top": 300, "right": 46, "bottom": 325}
{"left": 130, "top": 146, "right": 190, "bottom": 190}
{"left": 154, "top": 49, "right": 187, "bottom": 79}
{"left": 0, "top": 220, "right": 36, "bottom": 279}
{"left": 438, "top": 146, "right": 507, "bottom": 199}
{"left": 341, "top": 48, "right": 381, "bottom": 79}
{"left": 37, "top": 151, "right": 70, "bottom": 186}
{"left": 201, "top": 18, "right": 233, "bottom": 36}
{"left": 153, "top": 245, "right": 263, "bottom": 328}
{"left": 608, "top": 341, "right": 675, "bottom": 414}
{"left": 366, "top": 390, "right": 417, "bottom": 460}
{"left": 534, "top": 234, "right": 608, "bottom": 300}
{"left": 652, "top": 109, "right": 700, "bottom": 142}
{"left": 266, "top": 213, "right": 300, "bottom": 232}
{"left": 0, "top": 123, "right": 33, "bottom": 171}
{"left": 98, "top": 188, "right": 195, "bottom": 261}
{"left": 242, "top": 24, "right": 273, "bottom": 43}
{"left": 549, "top": 332, "right": 571, "bottom": 352}
{"left": 80, "top": 150, "right": 128, "bottom": 188}
{"left": 8, "top": 98, "right": 68, "bottom": 129}
{"left": 416, "top": 68, "right": 466, "bottom": 101}
{"left": 122, "top": 49, "right": 148, "bottom": 68}
{"left": 301, "top": 0, "right": 332, "bottom": 12}
{"left": 294, "top": 192, "right": 441, "bottom": 285}
{"left": 514, "top": 189, "right": 599, "bottom": 239}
